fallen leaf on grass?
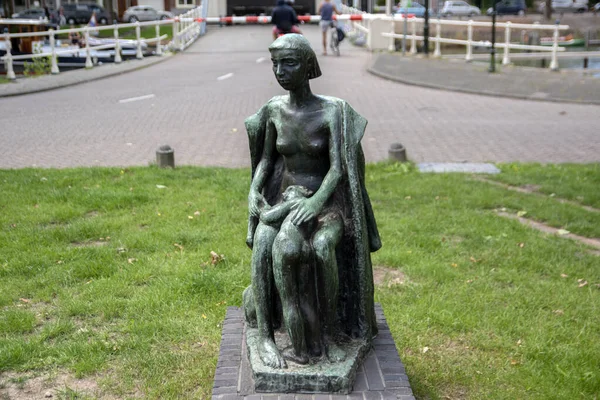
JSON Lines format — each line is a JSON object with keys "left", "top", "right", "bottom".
{"left": 194, "top": 211, "right": 201, "bottom": 216}
{"left": 211, "top": 251, "right": 224, "bottom": 265}
{"left": 188, "top": 216, "right": 194, "bottom": 219}
{"left": 404, "top": 196, "right": 412, "bottom": 200}
{"left": 128, "top": 258, "right": 137, "bottom": 264}
{"left": 557, "top": 229, "right": 570, "bottom": 236}
{"left": 174, "top": 243, "right": 184, "bottom": 251}
{"left": 578, "top": 280, "right": 588, "bottom": 288}
{"left": 421, "top": 347, "right": 429, "bottom": 354}
{"left": 466, "top": 279, "right": 474, "bottom": 284}
{"left": 517, "top": 211, "right": 527, "bottom": 217}
{"left": 553, "top": 309, "right": 564, "bottom": 315}
{"left": 469, "top": 256, "right": 479, "bottom": 263}
{"left": 518, "top": 242, "right": 525, "bottom": 248}
{"left": 156, "top": 185, "right": 167, "bottom": 189}
{"left": 202, "top": 314, "right": 207, "bottom": 319}
{"left": 560, "top": 273, "right": 568, "bottom": 278}
{"left": 116, "top": 247, "right": 127, "bottom": 253}
{"left": 56, "top": 260, "right": 63, "bottom": 264}
{"left": 19, "top": 298, "right": 30, "bottom": 303}
{"left": 451, "top": 263, "right": 458, "bottom": 268}
{"left": 510, "top": 359, "right": 520, "bottom": 366}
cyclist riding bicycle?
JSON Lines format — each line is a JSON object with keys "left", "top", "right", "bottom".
{"left": 318, "top": 0, "right": 340, "bottom": 55}
{"left": 271, "top": 0, "right": 302, "bottom": 40}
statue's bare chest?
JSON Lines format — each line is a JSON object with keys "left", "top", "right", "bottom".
{"left": 274, "top": 109, "right": 329, "bottom": 158}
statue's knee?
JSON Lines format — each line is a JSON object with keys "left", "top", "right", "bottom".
{"left": 273, "top": 233, "right": 303, "bottom": 264}
{"left": 313, "top": 235, "right": 334, "bottom": 260}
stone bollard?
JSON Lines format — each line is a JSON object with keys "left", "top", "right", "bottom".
{"left": 388, "top": 143, "right": 407, "bottom": 162}
{"left": 156, "top": 145, "right": 175, "bottom": 168}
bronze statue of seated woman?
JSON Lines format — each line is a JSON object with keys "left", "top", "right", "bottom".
{"left": 243, "top": 34, "right": 381, "bottom": 380}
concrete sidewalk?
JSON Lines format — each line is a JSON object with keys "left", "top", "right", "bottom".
{"left": 369, "top": 53, "right": 600, "bottom": 105}
{"left": 0, "top": 53, "right": 173, "bottom": 98}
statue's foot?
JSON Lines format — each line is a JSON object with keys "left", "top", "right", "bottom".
{"left": 325, "top": 341, "right": 346, "bottom": 363}
{"left": 258, "top": 338, "right": 287, "bottom": 369}
{"left": 283, "top": 347, "right": 309, "bottom": 365}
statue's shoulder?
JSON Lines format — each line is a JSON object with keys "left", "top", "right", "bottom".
{"left": 316, "top": 95, "right": 346, "bottom": 108}
{"left": 264, "top": 95, "right": 288, "bottom": 114}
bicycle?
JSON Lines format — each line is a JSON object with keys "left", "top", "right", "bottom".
{"left": 329, "top": 21, "right": 340, "bottom": 56}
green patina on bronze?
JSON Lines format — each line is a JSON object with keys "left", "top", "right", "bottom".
{"left": 242, "top": 34, "right": 381, "bottom": 393}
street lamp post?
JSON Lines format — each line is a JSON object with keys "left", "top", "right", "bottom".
{"left": 489, "top": 0, "right": 497, "bottom": 72}
{"left": 424, "top": 0, "right": 430, "bottom": 55}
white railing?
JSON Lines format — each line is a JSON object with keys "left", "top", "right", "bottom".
{"left": 346, "top": 14, "right": 572, "bottom": 71}
{"left": 1, "top": 5, "right": 204, "bottom": 80}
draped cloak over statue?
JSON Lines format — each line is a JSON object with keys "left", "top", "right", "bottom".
{"left": 245, "top": 95, "right": 382, "bottom": 342}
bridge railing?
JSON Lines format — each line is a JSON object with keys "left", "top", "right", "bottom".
{"left": 342, "top": 14, "right": 571, "bottom": 70}
{"left": 1, "top": 5, "right": 204, "bottom": 80}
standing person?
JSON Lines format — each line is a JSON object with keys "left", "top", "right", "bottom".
{"left": 318, "top": 0, "right": 340, "bottom": 55}
{"left": 271, "top": 0, "right": 301, "bottom": 40}
{"left": 88, "top": 10, "right": 98, "bottom": 35}
{"left": 59, "top": 6, "right": 66, "bottom": 26}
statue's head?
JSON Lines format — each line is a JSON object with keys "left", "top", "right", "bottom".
{"left": 282, "top": 185, "right": 313, "bottom": 201}
{"left": 268, "top": 34, "right": 322, "bottom": 90}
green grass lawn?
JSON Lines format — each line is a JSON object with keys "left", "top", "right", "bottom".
{"left": 0, "top": 77, "right": 11, "bottom": 84}
{"left": 56, "top": 25, "right": 173, "bottom": 42}
{"left": 0, "top": 163, "right": 598, "bottom": 399}
{"left": 96, "top": 25, "right": 173, "bottom": 41}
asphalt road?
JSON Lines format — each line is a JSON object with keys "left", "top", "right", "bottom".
{"left": 1, "top": 24, "right": 599, "bottom": 169}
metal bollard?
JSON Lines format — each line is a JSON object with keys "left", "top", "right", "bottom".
{"left": 156, "top": 145, "right": 175, "bottom": 168}
{"left": 388, "top": 143, "right": 407, "bottom": 162}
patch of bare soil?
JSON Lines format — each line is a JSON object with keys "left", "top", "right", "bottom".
{"left": 474, "top": 177, "right": 600, "bottom": 214}
{"left": 373, "top": 266, "right": 407, "bottom": 287}
{"left": 497, "top": 211, "right": 600, "bottom": 255}
{"left": 70, "top": 241, "right": 107, "bottom": 248}
{"left": 0, "top": 372, "right": 99, "bottom": 400}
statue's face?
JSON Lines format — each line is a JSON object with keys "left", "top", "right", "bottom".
{"left": 270, "top": 49, "right": 307, "bottom": 91}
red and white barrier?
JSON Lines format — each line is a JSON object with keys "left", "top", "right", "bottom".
{"left": 191, "top": 14, "right": 367, "bottom": 24}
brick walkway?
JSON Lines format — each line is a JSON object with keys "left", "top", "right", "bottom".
{"left": 1, "top": 25, "right": 599, "bottom": 169}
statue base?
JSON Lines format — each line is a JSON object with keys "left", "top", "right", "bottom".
{"left": 212, "top": 305, "right": 415, "bottom": 399}
{"left": 246, "top": 328, "right": 369, "bottom": 394}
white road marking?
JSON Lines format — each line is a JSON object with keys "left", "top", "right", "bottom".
{"left": 217, "top": 73, "right": 234, "bottom": 81}
{"left": 119, "top": 94, "right": 155, "bottom": 104}
{"left": 256, "top": 57, "right": 266, "bottom": 63}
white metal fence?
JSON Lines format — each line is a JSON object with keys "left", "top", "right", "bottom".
{"left": 346, "top": 14, "right": 576, "bottom": 71}
{"left": 1, "top": 5, "right": 204, "bottom": 80}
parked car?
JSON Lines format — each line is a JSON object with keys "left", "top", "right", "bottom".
{"left": 395, "top": 2, "right": 427, "bottom": 17}
{"left": 594, "top": 2, "right": 600, "bottom": 10}
{"left": 62, "top": 3, "right": 113, "bottom": 25}
{"left": 487, "top": 0, "right": 526, "bottom": 15}
{"left": 441, "top": 1, "right": 481, "bottom": 16}
{"left": 537, "top": 0, "right": 588, "bottom": 13}
{"left": 11, "top": 8, "right": 48, "bottom": 19}
{"left": 122, "top": 6, "right": 174, "bottom": 23}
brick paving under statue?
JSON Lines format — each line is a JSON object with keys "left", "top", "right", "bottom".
{"left": 212, "top": 305, "right": 415, "bottom": 400}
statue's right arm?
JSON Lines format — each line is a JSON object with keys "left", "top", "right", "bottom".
{"left": 248, "top": 118, "right": 276, "bottom": 218}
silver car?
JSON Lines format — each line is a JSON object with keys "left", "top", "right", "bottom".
{"left": 122, "top": 6, "right": 174, "bottom": 23}
{"left": 441, "top": 0, "right": 482, "bottom": 16}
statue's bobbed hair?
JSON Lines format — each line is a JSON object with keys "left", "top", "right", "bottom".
{"left": 268, "top": 34, "right": 322, "bottom": 80}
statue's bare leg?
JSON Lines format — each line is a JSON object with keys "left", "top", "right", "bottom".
{"left": 252, "top": 222, "right": 287, "bottom": 369}
{"left": 299, "top": 259, "right": 322, "bottom": 357}
{"left": 273, "top": 224, "right": 309, "bottom": 365}
{"left": 313, "top": 215, "right": 345, "bottom": 362}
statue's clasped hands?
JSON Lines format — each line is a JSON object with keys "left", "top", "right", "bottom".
{"left": 290, "top": 197, "right": 324, "bottom": 225}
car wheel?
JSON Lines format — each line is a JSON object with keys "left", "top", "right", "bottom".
{"left": 128, "top": 16, "right": 138, "bottom": 23}
{"left": 468, "top": 12, "right": 475, "bottom": 16}
{"left": 67, "top": 17, "right": 76, "bottom": 25}
{"left": 517, "top": 9, "right": 525, "bottom": 16}
{"left": 443, "top": 12, "right": 451, "bottom": 17}
{"left": 99, "top": 17, "right": 108, "bottom": 24}
{"left": 576, "top": 7, "right": 585, "bottom": 12}
{"left": 160, "top": 15, "right": 168, "bottom": 20}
